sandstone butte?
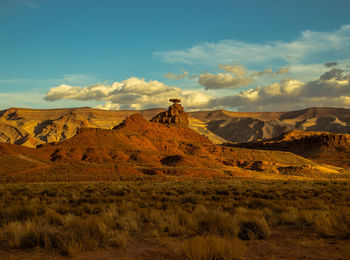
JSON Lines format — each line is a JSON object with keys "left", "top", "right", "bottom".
{"left": 150, "top": 99, "right": 189, "bottom": 127}
{"left": 0, "top": 99, "right": 347, "bottom": 183}
{"left": 2, "top": 106, "right": 350, "bottom": 147}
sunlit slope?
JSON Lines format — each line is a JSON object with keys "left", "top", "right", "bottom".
{"left": 229, "top": 130, "right": 350, "bottom": 168}
{"left": 1, "top": 106, "right": 350, "bottom": 147}
{"left": 189, "top": 107, "right": 350, "bottom": 142}
{"left": 0, "top": 114, "right": 345, "bottom": 183}
{"left": 188, "top": 117, "right": 227, "bottom": 144}
{"left": 0, "top": 107, "right": 165, "bottom": 147}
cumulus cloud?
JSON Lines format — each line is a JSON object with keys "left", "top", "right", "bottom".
{"left": 324, "top": 61, "right": 338, "bottom": 67}
{"left": 197, "top": 64, "right": 291, "bottom": 90}
{"left": 210, "top": 69, "right": 350, "bottom": 111}
{"left": 45, "top": 77, "right": 214, "bottom": 110}
{"left": 164, "top": 71, "right": 189, "bottom": 80}
{"left": 198, "top": 73, "right": 253, "bottom": 90}
{"left": 218, "top": 64, "right": 247, "bottom": 77}
{"left": 95, "top": 101, "right": 120, "bottom": 110}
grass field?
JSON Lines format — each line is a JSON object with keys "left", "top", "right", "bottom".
{"left": 0, "top": 180, "right": 349, "bottom": 259}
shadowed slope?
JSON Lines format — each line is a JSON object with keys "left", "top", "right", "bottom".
{"left": 229, "top": 130, "right": 350, "bottom": 167}
{"left": 190, "top": 107, "right": 350, "bottom": 142}
{"left": 0, "top": 114, "right": 346, "bottom": 182}
{"left": 0, "top": 107, "right": 165, "bottom": 147}
{"left": 2, "top": 106, "right": 350, "bottom": 146}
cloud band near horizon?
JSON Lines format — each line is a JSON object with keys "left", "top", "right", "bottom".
{"left": 44, "top": 68, "right": 350, "bottom": 112}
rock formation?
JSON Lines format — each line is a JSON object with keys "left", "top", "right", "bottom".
{"left": 150, "top": 99, "right": 189, "bottom": 127}
{"left": 2, "top": 106, "right": 350, "bottom": 147}
{"left": 228, "top": 130, "right": 350, "bottom": 167}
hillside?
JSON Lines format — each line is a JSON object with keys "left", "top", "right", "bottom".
{"left": 1, "top": 106, "right": 350, "bottom": 147}
{"left": 0, "top": 113, "right": 342, "bottom": 183}
{"left": 0, "top": 107, "right": 165, "bottom": 147}
{"left": 190, "top": 107, "right": 350, "bottom": 142}
{"left": 229, "top": 130, "right": 350, "bottom": 167}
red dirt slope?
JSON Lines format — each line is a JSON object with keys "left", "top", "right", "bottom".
{"left": 0, "top": 115, "right": 343, "bottom": 182}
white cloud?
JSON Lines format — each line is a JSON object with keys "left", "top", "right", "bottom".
{"left": 95, "top": 101, "right": 120, "bottom": 110}
{"left": 210, "top": 69, "right": 350, "bottom": 111}
{"left": 198, "top": 73, "right": 253, "bottom": 90}
{"left": 45, "top": 77, "right": 214, "bottom": 110}
{"left": 218, "top": 64, "right": 247, "bottom": 77}
{"left": 154, "top": 25, "right": 350, "bottom": 76}
{"left": 164, "top": 71, "right": 189, "bottom": 80}
{"left": 196, "top": 64, "right": 291, "bottom": 90}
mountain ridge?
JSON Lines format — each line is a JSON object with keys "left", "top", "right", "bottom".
{"left": 228, "top": 130, "right": 350, "bottom": 167}
{"left": 0, "top": 113, "right": 343, "bottom": 183}
{"left": 1, "top": 106, "right": 350, "bottom": 147}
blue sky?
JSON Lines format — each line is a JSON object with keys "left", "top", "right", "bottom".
{"left": 1, "top": 0, "right": 350, "bottom": 111}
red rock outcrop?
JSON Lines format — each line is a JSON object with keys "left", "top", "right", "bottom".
{"left": 0, "top": 113, "right": 344, "bottom": 183}
{"left": 228, "top": 130, "right": 350, "bottom": 167}
{"left": 150, "top": 99, "right": 189, "bottom": 127}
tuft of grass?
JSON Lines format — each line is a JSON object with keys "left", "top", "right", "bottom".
{"left": 193, "top": 205, "right": 238, "bottom": 237}
{"left": 2, "top": 221, "right": 60, "bottom": 250}
{"left": 234, "top": 208, "right": 271, "bottom": 240}
{"left": 183, "top": 235, "right": 246, "bottom": 260}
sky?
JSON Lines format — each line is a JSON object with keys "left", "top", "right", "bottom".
{"left": 1, "top": 0, "right": 350, "bottom": 111}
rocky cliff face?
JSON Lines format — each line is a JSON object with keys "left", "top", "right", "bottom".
{"left": 190, "top": 107, "right": 350, "bottom": 143}
{"left": 150, "top": 99, "right": 189, "bottom": 127}
{"left": 228, "top": 130, "right": 350, "bottom": 167}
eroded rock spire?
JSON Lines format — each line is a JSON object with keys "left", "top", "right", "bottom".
{"left": 150, "top": 99, "right": 189, "bottom": 127}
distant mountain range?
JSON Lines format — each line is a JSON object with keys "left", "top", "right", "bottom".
{"left": 0, "top": 113, "right": 342, "bottom": 183}
{"left": 1, "top": 107, "right": 350, "bottom": 147}
{"left": 190, "top": 107, "right": 350, "bottom": 143}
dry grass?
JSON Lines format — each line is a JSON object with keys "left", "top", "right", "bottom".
{"left": 183, "top": 235, "right": 246, "bottom": 260}
{"left": 234, "top": 207, "right": 271, "bottom": 240}
{"left": 0, "top": 180, "right": 349, "bottom": 258}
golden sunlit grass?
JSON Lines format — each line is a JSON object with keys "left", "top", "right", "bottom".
{"left": 0, "top": 180, "right": 349, "bottom": 258}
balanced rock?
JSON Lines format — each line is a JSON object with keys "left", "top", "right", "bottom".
{"left": 151, "top": 99, "right": 189, "bottom": 127}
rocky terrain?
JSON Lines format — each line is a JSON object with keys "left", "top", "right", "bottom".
{"left": 190, "top": 107, "right": 350, "bottom": 142}
{"left": 0, "top": 110, "right": 343, "bottom": 182}
{"left": 0, "top": 104, "right": 350, "bottom": 182}
{"left": 1, "top": 106, "right": 350, "bottom": 148}
{"left": 151, "top": 99, "right": 189, "bottom": 127}
{"left": 0, "top": 107, "right": 165, "bottom": 147}
{"left": 228, "top": 130, "right": 350, "bottom": 167}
